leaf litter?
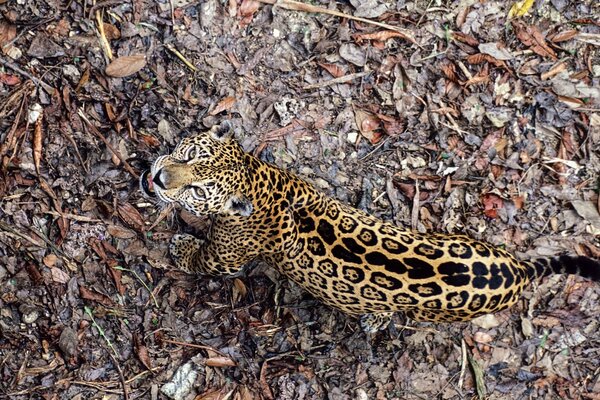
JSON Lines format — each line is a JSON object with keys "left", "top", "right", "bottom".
{"left": 0, "top": 0, "right": 599, "bottom": 399}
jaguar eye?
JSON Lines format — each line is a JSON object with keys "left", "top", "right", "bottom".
{"left": 184, "top": 147, "right": 197, "bottom": 162}
{"left": 189, "top": 186, "right": 206, "bottom": 200}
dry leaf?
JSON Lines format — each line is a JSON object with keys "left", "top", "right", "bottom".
{"left": 508, "top": 0, "right": 535, "bottom": 19}
{"left": 43, "top": 254, "right": 58, "bottom": 267}
{"left": 117, "top": 202, "right": 146, "bottom": 232}
{"left": 107, "top": 259, "right": 126, "bottom": 295}
{"left": 513, "top": 21, "right": 557, "bottom": 60}
{"left": 105, "top": 54, "right": 147, "bottom": 78}
{"left": 354, "top": 109, "right": 382, "bottom": 144}
{"left": 239, "top": 0, "right": 260, "bottom": 26}
{"left": 317, "top": 62, "right": 345, "bottom": 78}
{"left": 482, "top": 194, "right": 504, "bottom": 219}
{"left": 205, "top": 356, "right": 237, "bottom": 367}
{"left": 353, "top": 30, "right": 412, "bottom": 43}
{"left": 133, "top": 333, "right": 153, "bottom": 371}
{"left": 232, "top": 278, "right": 247, "bottom": 304}
{"left": 452, "top": 31, "right": 479, "bottom": 46}
{"left": 51, "top": 267, "right": 70, "bottom": 284}
{"left": 103, "top": 23, "right": 121, "bottom": 40}
{"left": 548, "top": 29, "right": 579, "bottom": 43}
{"left": 107, "top": 224, "right": 137, "bottom": 239}
{"left": 0, "top": 73, "right": 21, "bottom": 85}
{"left": 540, "top": 61, "right": 566, "bottom": 80}
{"left": 210, "top": 96, "right": 236, "bottom": 116}
{"left": 0, "top": 20, "right": 16, "bottom": 49}
{"left": 79, "top": 285, "right": 115, "bottom": 306}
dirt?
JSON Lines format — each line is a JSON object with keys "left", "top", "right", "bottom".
{"left": 0, "top": 0, "right": 599, "bottom": 399}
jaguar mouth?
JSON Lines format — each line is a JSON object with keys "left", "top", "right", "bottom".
{"left": 140, "top": 169, "right": 156, "bottom": 198}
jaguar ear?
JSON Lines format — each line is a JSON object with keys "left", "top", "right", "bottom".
{"left": 224, "top": 193, "right": 253, "bottom": 217}
{"left": 210, "top": 120, "right": 234, "bottom": 141}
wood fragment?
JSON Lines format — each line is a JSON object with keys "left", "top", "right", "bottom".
{"left": 303, "top": 71, "right": 370, "bottom": 90}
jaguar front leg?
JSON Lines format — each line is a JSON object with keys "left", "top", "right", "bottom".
{"left": 359, "top": 312, "right": 394, "bottom": 333}
{"left": 169, "top": 233, "right": 246, "bottom": 276}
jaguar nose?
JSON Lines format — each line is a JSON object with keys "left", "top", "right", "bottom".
{"left": 153, "top": 169, "right": 166, "bottom": 190}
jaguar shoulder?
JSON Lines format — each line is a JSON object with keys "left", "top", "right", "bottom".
{"left": 141, "top": 122, "right": 600, "bottom": 332}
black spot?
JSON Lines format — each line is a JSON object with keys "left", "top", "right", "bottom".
{"left": 446, "top": 291, "right": 469, "bottom": 309}
{"left": 342, "top": 237, "right": 366, "bottom": 254}
{"left": 360, "top": 285, "right": 387, "bottom": 301}
{"left": 405, "top": 258, "right": 436, "bottom": 279}
{"left": 474, "top": 243, "right": 491, "bottom": 257}
{"left": 500, "top": 263, "right": 514, "bottom": 288}
{"left": 501, "top": 289, "right": 514, "bottom": 305}
{"left": 287, "top": 238, "right": 304, "bottom": 258}
{"left": 414, "top": 243, "right": 444, "bottom": 259}
{"left": 472, "top": 262, "right": 488, "bottom": 276}
{"left": 381, "top": 238, "right": 408, "bottom": 254}
{"left": 423, "top": 299, "right": 442, "bottom": 309}
{"left": 342, "top": 265, "right": 365, "bottom": 283}
{"left": 338, "top": 216, "right": 358, "bottom": 233}
{"left": 332, "top": 245, "right": 362, "bottom": 264}
{"left": 365, "top": 252, "right": 408, "bottom": 274}
{"left": 468, "top": 294, "right": 487, "bottom": 311}
{"left": 442, "top": 274, "right": 471, "bottom": 287}
{"left": 378, "top": 225, "right": 397, "bottom": 235}
{"left": 490, "top": 263, "right": 501, "bottom": 276}
{"left": 399, "top": 235, "right": 415, "bottom": 245}
{"left": 307, "top": 272, "right": 328, "bottom": 290}
{"left": 408, "top": 282, "right": 442, "bottom": 297}
{"left": 326, "top": 205, "right": 340, "bottom": 219}
{"left": 333, "top": 281, "right": 354, "bottom": 294}
{"left": 298, "top": 216, "right": 315, "bottom": 233}
{"left": 473, "top": 276, "right": 488, "bottom": 289}
{"left": 488, "top": 275, "right": 503, "bottom": 290}
{"left": 297, "top": 253, "right": 313, "bottom": 269}
{"left": 448, "top": 242, "right": 473, "bottom": 259}
{"left": 307, "top": 236, "right": 326, "bottom": 256}
{"left": 370, "top": 272, "right": 403, "bottom": 290}
{"left": 336, "top": 294, "right": 360, "bottom": 303}
{"left": 392, "top": 293, "right": 418, "bottom": 305}
{"left": 318, "top": 259, "right": 338, "bottom": 278}
{"left": 317, "top": 219, "right": 336, "bottom": 245}
{"left": 487, "top": 294, "right": 502, "bottom": 310}
{"left": 358, "top": 228, "right": 377, "bottom": 246}
{"left": 438, "top": 261, "right": 469, "bottom": 275}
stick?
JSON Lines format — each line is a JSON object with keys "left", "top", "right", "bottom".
{"left": 257, "top": 0, "right": 415, "bottom": 43}
{"left": 78, "top": 109, "right": 140, "bottom": 179}
{"left": 0, "top": 56, "right": 55, "bottom": 92}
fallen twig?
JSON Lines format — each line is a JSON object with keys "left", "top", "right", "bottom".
{"left": 0, "top": 56, "right": 55, "bottom": 93}
{"left": 165, "top": 44, "right": 198, "bottom": 72}
{"left": 256, "top": 0, "right": 415, "bottom": 44}
{"left": 78, "top": 109, "right": 140, "bottom": 178}
{"left": 303, "top": 71, "right": 370, "bottom": 90}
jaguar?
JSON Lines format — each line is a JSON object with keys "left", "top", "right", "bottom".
{"left": 140, "top": 121, "right": 600, "bottom": 332}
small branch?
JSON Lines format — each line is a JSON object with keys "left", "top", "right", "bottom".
{"left": 165, "top": 44, "right": 198, "bottom": 72}
{"left": 303, "top": 71, "right": 370, "bottom": 90}
{"left": 0, "top": 56, "right": 55, "bottom": 93}
{"left": 78, "top": 109, "right": 140, "bottom": 179}
{"left": 257, "top": 0, "right": 416, "bottom": 44}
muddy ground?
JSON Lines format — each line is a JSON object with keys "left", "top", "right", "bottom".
{"left": 0, "top": 0, "right": 599, "bottom": 399}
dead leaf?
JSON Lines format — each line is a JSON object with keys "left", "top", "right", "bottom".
{"left": 353, "top": 30, "right": 412, "bottom": 43}
{"left": 482, "top": 194, "right": 504, "bottom": 219}
{"left": 239, "top": 0, "right": 260, "bottom": 27}
{"left": 508, "top": 0, "right": 535, "bottom": 19}
{"left": 317, "top": 62, "right": 345, "bottom": 78}
{"left": 43, "top": 254, "right": 58, "bottom": 267}
{"left": 133, "top": 332, "right": 153, "bottom": 371}
{"left": 452, "top": 31, "right": 479, "bottom": 46}
{"left": 540, "top": 61, "right": 566, "bottom": 80}
{"left": 512, "top": 21, "right": 557, "bottom": 60}
{"left": 106, "top": 224, "right": 137, "bottom": 239}
{"left": 103, "top": 23, "right": 121, "bottom": 40}
{"left": 107, "top": 259, "right": 126, "bottom": 295}
{"left": 205, "top": 356, "right": 237, "bottom": 367}
{"left": 232, "top": 278, "right": 247, "bottom": 304}
{"left": 79, "top": 285, "right": 115, "bottom": 307}
{"left": 0, "top": 73, "right": 21, "bottom": 85}
{"left": 210, "top": 96, "right": 236, "bottom": 116}
{"left": 548, "top": 29, "right": 578, "bottom": 43}
{"left": 105, "top": 55, "right": 147, "bottom": 78}
{"left": 0, "top": 20, "right": 16, "bottom": 49}
{"left": 354, "top": 109, "right": 382, "bottom": 144}
{"left": 51, "top": 267, "right": 70, "bottom": 284}
{"left": 117, "top": 202, "right": 146, "bottom": 232}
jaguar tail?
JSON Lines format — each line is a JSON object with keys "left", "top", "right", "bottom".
{"left": 526, "top": 255, "right": 600, "bottom": 281}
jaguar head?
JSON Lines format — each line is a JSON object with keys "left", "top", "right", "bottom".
{"left": 140, "top": 121, "right": 253, "bottom": 217}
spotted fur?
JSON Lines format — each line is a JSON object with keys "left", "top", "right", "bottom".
{"left": 142, "top": 122, "right": 600, "bottom": 332}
